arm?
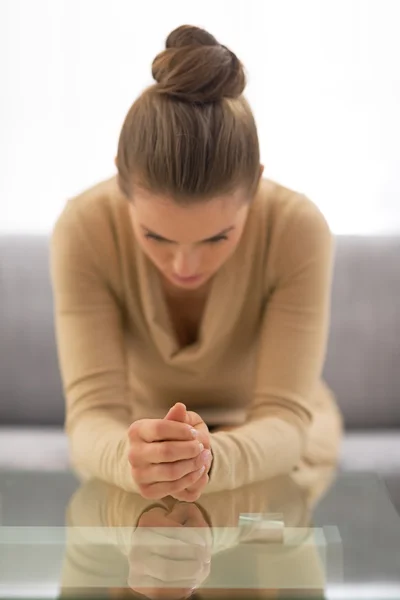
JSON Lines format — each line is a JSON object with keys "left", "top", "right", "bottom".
{"left": 206, "top": 197, "right": 335, "bottom": 493}
{"left": 50, "top": 200, "right": 138, "bottom": 492}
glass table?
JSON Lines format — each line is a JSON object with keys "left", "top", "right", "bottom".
{"left": 0, "top": 468, "right": 399, "bottom": 600}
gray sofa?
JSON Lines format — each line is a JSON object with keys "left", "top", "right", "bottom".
{"left": 1, "top": 235, "right": 400, "bottom": 503}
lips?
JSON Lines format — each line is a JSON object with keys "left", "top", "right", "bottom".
{"left": 172, "top": 274, "right": 203, "bottom": 283}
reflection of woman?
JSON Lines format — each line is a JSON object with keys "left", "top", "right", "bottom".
{"left": 50, "top": 24, "right": 343, "bottom": 501}
{"left": 59, "top": 468, "right": 336, "bottom": 599}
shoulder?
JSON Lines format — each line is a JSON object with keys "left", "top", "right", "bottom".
{"left": 249, "top": 178, "right": 334, "bottom": 285}
{"left": 253, "top": 177, "right": 332, "bottom": 239}
{"left": 50, "top": 176, "right": 131, "bottom": 288}
{"left": 52, "top": 176, "right": 128, "bottom": 238}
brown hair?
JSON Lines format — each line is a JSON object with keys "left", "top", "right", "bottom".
{"left": 116, "top": 25, "right": 260, "bottom": 204}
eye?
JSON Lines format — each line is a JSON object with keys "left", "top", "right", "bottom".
{"left": 207, "top": 235, "right": 228, "bottom": 244}
{"left": 144, "top": 233, "right": 170, "bottom": 243}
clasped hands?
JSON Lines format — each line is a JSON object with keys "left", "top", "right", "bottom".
{"left": 128, "top": 402, "right": 213, "bottom": 501}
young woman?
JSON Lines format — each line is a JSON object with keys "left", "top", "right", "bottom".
{"left": 50, "top": 25, "right": 343, "bottom": 503}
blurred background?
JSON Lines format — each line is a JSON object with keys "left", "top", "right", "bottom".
{"left": 1, "top": 0, "right": 400, "bottom": 235}
{"left": 0, "top": 0, "right": 399, "bottom": 509}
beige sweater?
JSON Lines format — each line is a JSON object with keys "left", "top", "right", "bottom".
{"left": 50, "top": 176, "right": 343, "bottom": 494}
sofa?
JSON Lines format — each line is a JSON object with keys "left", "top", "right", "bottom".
{"left": 0, "top": 234, "right": 399, "bottom": 508}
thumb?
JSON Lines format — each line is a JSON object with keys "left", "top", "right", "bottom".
{"left": 164, "top": 402, "right": 188, "bottom": 423}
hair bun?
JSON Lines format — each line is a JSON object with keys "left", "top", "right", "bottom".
{"left": 151, "top": 25, "right": 246, "bottom": 103}
{"left": 165, "top": 24, "right": 219, "bottom": 48}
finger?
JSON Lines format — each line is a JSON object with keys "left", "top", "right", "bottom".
{"left": 130, "top": 555, "right": 203, "bottom": 583}
{"left": 128, "top": 574, "right": 195, "bottom": 600}
{"left": 131, "top": 529, "right": 186, "bottom": 556}
{"left": 132, "top": 526, "right": 207, "bottom": 552}
{"left": 182, "top": 414, "right": 210, "bottom": 449}
{"left": 139, "top": 465, "right": 206, "bottom": 500}
{"left": 131, "top": 439, "right": 203, "bottom": 468}
{"left": 144, "top": 439, "right": 204, "bottom": 464}
{"left": 172, "top": 473, "right": 210, "bottom": 503}
{"left": 185, "top": 456, "right": 212, "bottom": 489}
{"left": 185, "top": 410, "right": 204, "bottom": 428}
{"left": 164, "top": 403, "right": 187, "bottom": 423}
{"left": 138, "top": 450, "right": 211, "bottom": 484}
{"left": 134, "top": 508, "right": 209, "bottom": 557}
{"left": 151, "top": 543, "right": 206, "bottom": 563}
{"left": 130, "top": 540, "right": 205, "bottom": 564}
{"left": 138, "top": 420, "right": 198, "bottom": 443}
{"left": 129, "top": 581, "right": 197, "bottom": 600}
{"left": 137, "top": 511, "right": 183, "bottom": 528}
{"left": 169, "top": 503, "right": 208, "bottom": 527}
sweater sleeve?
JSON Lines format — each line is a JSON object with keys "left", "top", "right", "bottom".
{"left": 206, "top": 197, "right": 335, "bottom": 493}
{"left": 50, "top": 200, "right": 139, "bottom": 492}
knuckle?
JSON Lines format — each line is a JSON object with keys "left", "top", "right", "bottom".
{"left": 187, "top": 469, "right": 202, "bottom": 485}
{"left": 159, "top": 443, "right": 174, "bottom": 461}
{"left": 128, "top": 448, "right": 139, "bottom": 467}
{"left": 153, "top": 420, "right": 164, "bottom": 438}
{"left": 130, "top": 419, "right": 146, "bottom": 440}
{"left": 170, "top": 477, "right": 187, "bottom": 494}
{"left": 168, "top": 462, "right": 183, "bottom": 480}
{"left": 141, "top": 443, "right": 153, "bottom": 464}
{"left": 192, "top": 441, "right": 203, "bottom": 456}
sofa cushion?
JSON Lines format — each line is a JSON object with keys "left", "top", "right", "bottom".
{"left": 0, "top": 428, "right": 69, "bottom": 471}
{"left": 0, "top": 236, "right": 64, "bottom": 426}
{"left": 323, "top": 236, "right": 400, "bottom": 428}
{"left": 340, "top": 431, "right": 400, "bottom": 473}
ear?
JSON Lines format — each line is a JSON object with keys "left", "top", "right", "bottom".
{"left": 114, "top": 156, "right": 118, "bottom": 169}
{"left": 259, "top": 164, "right": 265, "bottom": 179}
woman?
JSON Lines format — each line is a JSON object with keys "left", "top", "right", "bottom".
{"left": 50, "top": 25, "right": 343, "bottom": 503}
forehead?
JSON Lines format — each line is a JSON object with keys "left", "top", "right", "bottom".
{"left": 130, "top": 190, "right": 248, "bottom": 241}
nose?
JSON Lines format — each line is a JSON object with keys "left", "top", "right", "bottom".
{"left": 172, "top": 247, "right": 201, "bottom": 278}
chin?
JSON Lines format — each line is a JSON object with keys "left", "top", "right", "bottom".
{"left": 165, "top": 272, "right": 214, "bottom": 292}
{"left": 171, "top": 274, "right": 206, "bottom": 288}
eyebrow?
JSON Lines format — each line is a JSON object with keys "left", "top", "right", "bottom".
{"left": 140, "top": 225, "right": 236, "bottom": 244}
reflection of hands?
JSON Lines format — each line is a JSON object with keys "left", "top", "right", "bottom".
{"left": 128, "top": 502, "right": 212, "bottom": 600}
{"left": 61, "top": 468, "right": 336, "bottom": 595}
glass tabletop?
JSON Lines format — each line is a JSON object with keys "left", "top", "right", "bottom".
{"left": 0, "top": 468, "right": 399, "bottom": 600}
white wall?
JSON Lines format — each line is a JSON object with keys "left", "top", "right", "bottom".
{"left": 1, "top": 0, "right": 399, "bottom": 234}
